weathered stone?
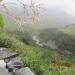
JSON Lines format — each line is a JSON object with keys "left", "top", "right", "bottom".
{"left": 5, "top": 59, "right": 10, "bottom": 63}
{"left": 0, "top": 68, "right": 13, "bottom": 75}
{"left": 6, "top": 57, "right": 23, "bottom": 72}
{"left": 0, "top": 60, "right": 6, "bottom": 68}
{"left": 0, "top": 48, "right": 36, "bottom": 75}
{"left": 9, "top": 57, "right": 22, "bottom": 62}
{"left": 0, "top": 48, "right": 17, "bottom": 59}
{"left": 15, "top": 67, "right": 35, "bottom": 75}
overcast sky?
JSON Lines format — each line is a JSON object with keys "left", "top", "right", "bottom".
{"left": 1, "top": 0, "right": 75, "bottom": 16}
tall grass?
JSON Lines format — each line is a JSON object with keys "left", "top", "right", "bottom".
{"left": 0, "top": 32, "right": 75, "bottom": 75}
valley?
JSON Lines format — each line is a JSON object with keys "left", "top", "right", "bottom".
{"left": 0, "top": 0, "right": 75, "bottom": 75}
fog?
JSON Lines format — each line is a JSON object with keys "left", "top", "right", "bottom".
{"left": 1, "top": 0, "right": 75, "bottom": 14}
{"left": 1, "top": 0, "right": 75, "bottom": 27}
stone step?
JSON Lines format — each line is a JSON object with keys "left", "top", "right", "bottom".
{"left": 0, "top": 48, "right": 17, "bottom": 59}
{"left": 6, "top": 57, "right": 24, "bottom": 72}
{"left": 0, "top": 68, "right": 13, "bottom": 75}
{"left": 0, "top": 48, "right": 36, "bottom": 75}
{"left": 15, "top": 67, "right": 35, "bottom": 75}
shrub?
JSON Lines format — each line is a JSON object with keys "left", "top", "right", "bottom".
{"left": 0, "top": 32, "right": 12, "bottom": 48}
{"left": 0, "top": 14, "right": 4, "bottom": 30}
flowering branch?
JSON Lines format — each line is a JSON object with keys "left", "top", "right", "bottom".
{"left": 0, "top": 0, "right": 44, "bottom": 30}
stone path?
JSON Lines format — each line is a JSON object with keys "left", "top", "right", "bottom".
{"left": 0, "top": 48, "right": 17, "bottom": 59}
{"left": 0, "top": 68, "right": 13, "bottom": 75}
{"left": 0, "top": 48, "right": 35, "bottom": 75}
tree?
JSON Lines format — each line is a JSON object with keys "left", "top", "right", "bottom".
{"left": 0, "top": 0, "right": 44, "bottom": 31}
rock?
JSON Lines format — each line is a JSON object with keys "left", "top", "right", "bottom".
{"left": 6, "top": 57, "right": 23, "bottom": 72}
{"left": 0, "top": 48, "right": 36, "bottom": 75}
{"left": 9, "top": 57, "right": 22, "bottom": 62}
{"left": 0, "top": 60, "right": 6, "bottom": 68}
{"left": 0, "top": 68, "right": 13, "bottom": 75}
{"left": 0, "top": 48, "right": 17, "bottom": 59}
{"left": 15, "top": 67, "right": 35, "bottom": 75}
{"left": 4, "top": 59, "right": 10, "bottom": 63}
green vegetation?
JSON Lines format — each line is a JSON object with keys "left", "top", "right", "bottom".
{"left": 39, "top": 28, "right": 75, "bottom": 52}
{"left": 61, "top": 24, "right": 75, "bottom": 36}
{"left": 0, "top": 33, "right": 11, "bottom": 48}
{"left": 0, "top": 32, "right": 75, "bottom": 75}
{"left": 0, "top": 13, "right": 75, "bottom": 75}
{"left": 0, "top": 15, "right": 4, "bottom": 30}
{"left": 0, "top": 0, "right": 2, "bottom": 2}
{"left": 4, "top": 17, "right": 18, "bottom": 31}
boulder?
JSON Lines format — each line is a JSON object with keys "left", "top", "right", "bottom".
{"left": 15, "top": 67, "right": 35, "bottom": 75}
{"left": 6, "top": 57, "right": 23, "bottom": 72}
{"left": 0, "top": 60, "right": 6, "bottom": 68}
{"left": 0, "top": 48, "right": 17, "bottom": 59}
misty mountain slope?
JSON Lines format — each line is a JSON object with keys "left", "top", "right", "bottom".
{"left": 61, "top": 23, "right": 75, "bottom": 36}
{"left": 43, "top": 8, "right": 75, "bottom": 28}
{"left": 39, "top": 28, "right": 75, "bottom": 52}
{"left": 2, "top": 7, "right": 75, "bottom": 31}
{"left": 3, "top": 15, "right": 18, "bottom": 30}
{"left": 0, "top": 32, "right": 75, "bottom": 75}
{"left": 0, "top": 14, "right": 4, "bottom": 29}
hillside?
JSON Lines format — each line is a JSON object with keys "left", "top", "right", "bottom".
{"left": 0, "top": 0, "right": 75, "bottom": 75}
{"left": 0, "top": 14, "right": 4, "bottom": 29}
{"left": 3, "top": 16, "right": 18, "bottom": 31}
{"left": 3, "top": 7, "right": 75, "bottom": 31}
{"left": 44, "top": 8, "right": 75, "bottom": 28}
{"left": 0, "top": 32, "right": 75, "bottom": 75}
{"left": 39, "top": 28, "right": 75, "bottom": 52}
{"left": 61, "top": 24, "right": 75, "bottom": 36}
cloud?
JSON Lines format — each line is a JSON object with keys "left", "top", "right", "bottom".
{"left": 41, "top": 0, "right": 74, "bottom": 9}
{"left": 66, "top": 2, "right": 75, "bottom": 16}
{"left": 2, "top": 0, "right": 74, "bottom": 8}
{"left": 2, "top": 0, "right": 75, "bottom": 16}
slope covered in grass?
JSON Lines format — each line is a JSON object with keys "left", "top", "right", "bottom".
{"left": 0, "top": 15, "right": 4, "bottom": 29}
{"left": 61, "top": 24, "right": 75, "bottom": 36}
{"left": 0, "top": 32, "right": 75, "bottom": 75}
{"left": 39, "top": 28, "right": 75, "bottom": 52}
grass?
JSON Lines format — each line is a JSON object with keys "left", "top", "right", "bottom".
{"left": 61, "top": 24, "right": 75, "bottom": 36}
{"left": 0, "top": 14, "right": 4, "bottom": 29}
{"left": 0, "top": 6, "right": 75, "bottom": 75}
{"left": 3, "top": 16, "right": 18, "bottom": 31}
{"left": 0, "top": 32, "right": 75, "bottom": 75}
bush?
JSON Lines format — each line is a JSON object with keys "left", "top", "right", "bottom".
{"left": 0, "top": 14, "right": 4, "bottom": 30}
{"left": 0, "top": 32, "right": 11, "bottom": 48}
{"left": 15, "top": 31, "right": 33, "bottom": 45}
